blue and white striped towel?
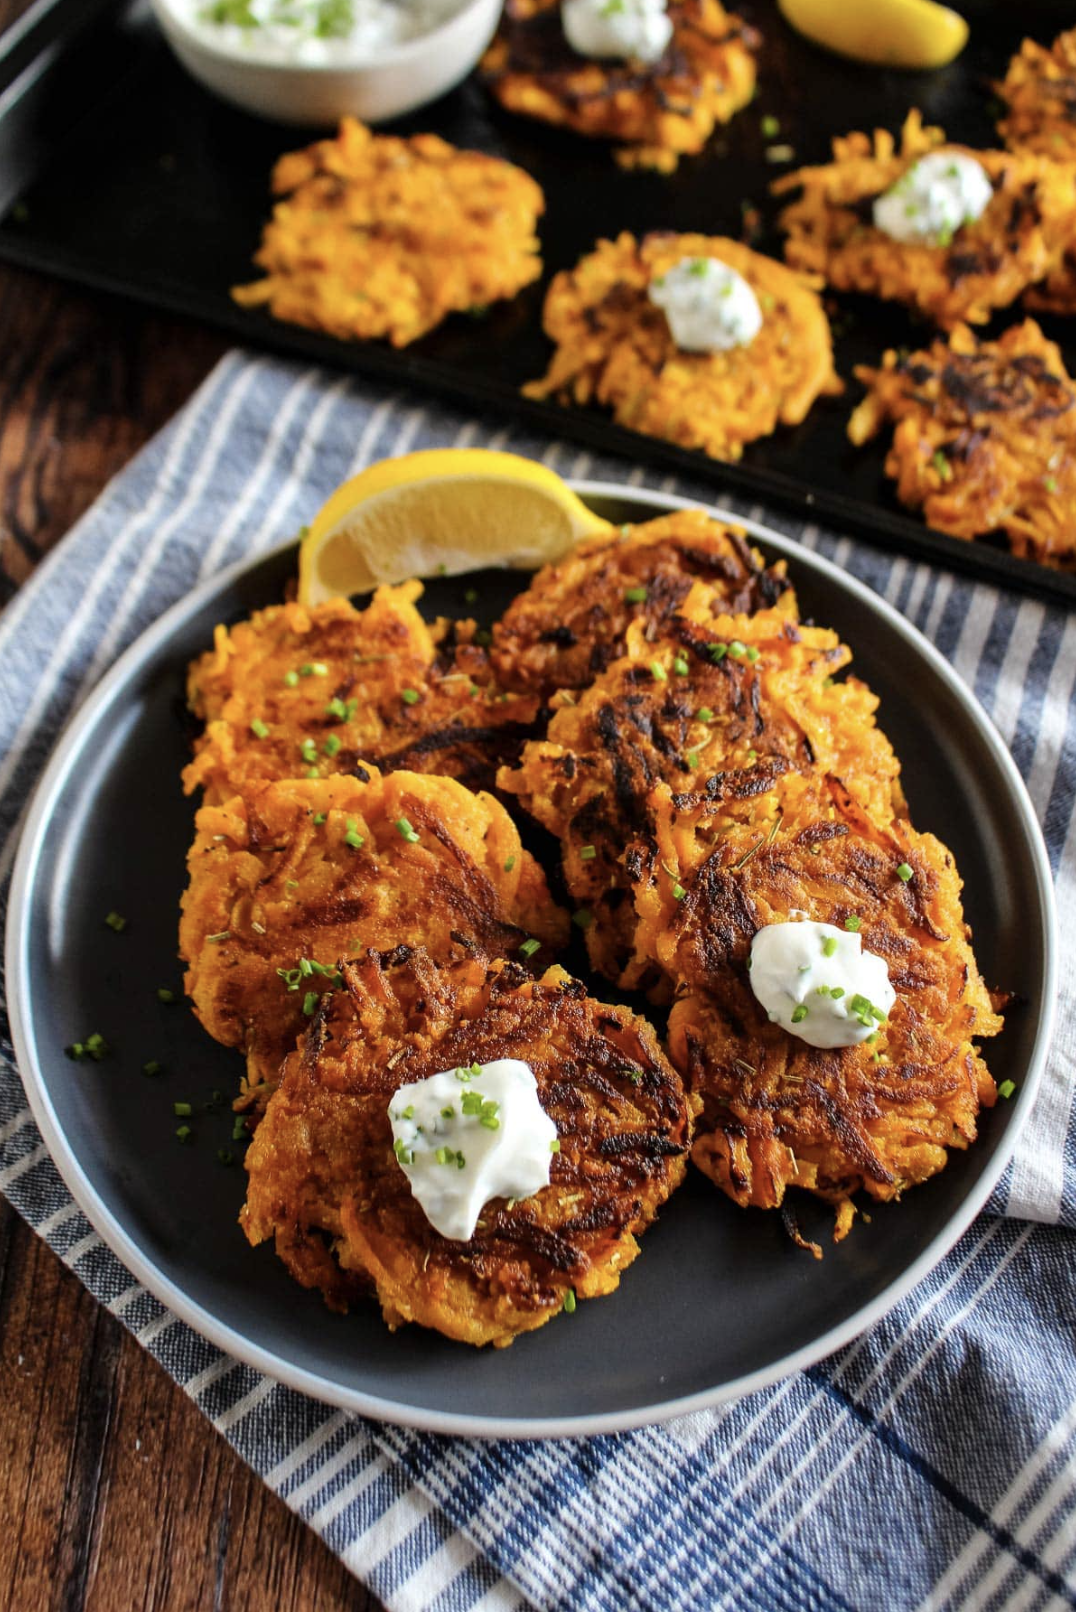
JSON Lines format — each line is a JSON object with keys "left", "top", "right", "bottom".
{"left": 1, "top": 350, "right": 1073, "bottom": 1611}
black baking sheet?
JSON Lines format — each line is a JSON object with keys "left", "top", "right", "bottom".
{"left": 1, "top": 0, "right": 1075, "bottom": 607}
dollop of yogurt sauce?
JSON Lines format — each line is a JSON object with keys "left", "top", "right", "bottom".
{"left": 649, "top": 257, "right": 763, "bottom": 354}
{"left": 187, "top": 0, "right": 462, "bottom": 62}
{"left": 748, "top": 919, "right": 896, "bottom": 1050}
{"left": 873, "top": 151, "right": 993, "bottom": 248}
{"left": 562, "top": 0, "right": 673, "bottom": 65}
{"left": 388, "top": 1058, "right": 558, "bottom": 1241}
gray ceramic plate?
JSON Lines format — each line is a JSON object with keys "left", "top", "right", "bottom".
{"left": 6, "top": 484, "right": 1057, "bottom": 1438}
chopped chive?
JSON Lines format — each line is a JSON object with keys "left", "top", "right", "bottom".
{"left": 436, "top": 1146, "right": 453, "bottom": 1165}
{"left": 464, "top": 588, "right": 478, "bottom": 604}
{"left": 672, "top": 882, "right": 686, "bottom": 901}
{"left": 217, "top": 1149, "right": 234, "bottom": 1166}
{"left": 790, "top": 1004, "right": 808, "bottom": 1024}
{"left": 250, "top": 718, "right": 269, "bottom": 739}
{"left": 299, "top": 958, "right": 314, "bottom": 976}
{"left": 232, "top": 1117, "right": 248, "bottom": 1142}
{"left": 844, "top": 916, "right": 861, "bottom": 932}
{"left": 1044, "top": 475, "right": 1059, "bottom": 494}
{"left": 519, "top": 938, "right": 541, "bottom": 958}
{"left": 157, "top": 987, "right": 177, "bottom": 1004}
{"left": 696, "top": 706, "right": 714, "bottom": 722}
{"left": 323, "top": 733, "right": 342, "bottom": 758}
{"left": 206, "top": 930, "right": 230, "bottom": 943}
{"left": 313, "top": 812, "right": 326, "bottom": 825}
{"left": 300, "top": 737, "right": 318, "bottom": 763}
{"left": 504, "top": 855, "right": 516, "bottom": 872}
{"left": 672, "top": 654, "right": 690, "bottom": 676}
{"left": 830, "top": 987, "right": 845, "bottom": 999}
{"left": 549, "top": 1138, "right": 561, "bottom": 1153}
{"left": 302, "top": 991, "right": 318, "bottom": 1015}
{"left": 283, "top": 669, "right": 300, "bottom": 687}
{"left": 729, "top": 640, "right": 747, "bottom": 659}
{"left": 562, "top": 1289, "right": 577, "bottom": 1314}
{"left": 624, "top": 586, "right": 648, "bottom": 604}
{"left": 650, "top": 660, "right": 667, "bottom": 682}
{"left": 173, "top": 1101, "right": 193, "bottom": 1117}
{"left": 300, "top": 662, "right": 329, "bottom": 677}
{"left": 708, "top": 642, "right": 728, "bottom": 662}
{"left": 344, "top": 817, "right": 365, "bottom": 849}
{"left": 480, "top": 1114, "right": 501, "bottom": 1130}
{"left": 142, "top": 1060, "right": 162, "bottom": 1076}
{"left": 572, "top": 908, "right": 593, "bottom": 929}
{"left": 579, "top": 844, "right": 597, "bottom": 861}
{"left": 761, "top": 113, "right": 780, "bottom": 138}
{"left": 441, "top": 1105, "right": 455, "bottom": 1119}
{"left": 997, "top": 1079, "right": 1015, "bottom": 1099}
{"left": 104, "top": 911, "right": 127, "bottom": 933}
{"left": 932, "top": 449, "right": 952, "bottom": 482}
{"left": 822, "top": 936, "right": 838, "bottom": 957}
{"left": 175, "top": 1125, "right": 192, "bottom": 1144}
{"left": 686, "top": 751, "right": 700, "bottom": 769}
{"left": 395, "top": 816, "right": 420, "bottom": 844}
{"left": 401, "top": 688, "right": 420, "bottom": 705}
{"left": 325, "top": 697, "right": 348, "bottom": 721}
{"left": 746, "top": 646, "right": 760, "bottom": 663}
{"left": 896, "top": 862, "right": 913, "bottom": 882}
{"left": 455, "top": 1151, "right": 467, "bottom": 1169}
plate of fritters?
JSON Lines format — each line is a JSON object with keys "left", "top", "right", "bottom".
{"left": 6, "top": 486, "right": 1055, "bottom": 1436}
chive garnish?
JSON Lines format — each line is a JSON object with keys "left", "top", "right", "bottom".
{"left": 550, "top": 1138, "right": 561, "bottom": 1153}
{"left": 504, "top": 855, "right": 516, "bottom": 871}
{"left": 313, "top": 812, "right": 326, "bottom": 825}
{"left": 696, "top": 706, "right": 714, "bottom": 722}
{"left": 302, "top": 991, "right": 318, "bottom": 1015}
{"left": 672, "top": 654, "right": 689, "bottom": 676}
{"left": 173, "top": 1101, "right": 192, "bottom": 1117}
{"left": 997, "top": 1079, "right": 1015, "bottom": 1099}
{"left": 142, "top": 1060, "right": 161, "bottom": 1076}
{"left": 844, "top": 916, "right": 861, "bottom": 932}
{"left": 708, "top": 643, "right": 728, "bottom": 662}
{"left": 300, "top": 737, "right": 318, "bottom": 763}
{"left": 105, "top": 911, "right": 127, "bottom": 933}
{"left": 822, "top": 936, "right": 837, "bottom": 957}
{"left": 217, "top": 1149, "right": 234, "bottom": 1166}
{"left": 464, "top": 588, "right": 478, "bottom": 604}
{"left": 624, "top": 586, "right": 648, "bottom": 604}
{"left": 791, "top": 1005, "right": 808, "bottom": 1023}
{"left": 562, "top": 1289, "right": 577, "bottom": 1314}
{"left": 746, "top": 646, "right": 760, "bottom": 663}
{"left": 395, "top": 816, "right": 420, "bottom": 843}
{"left": 686, "top": 751, "right": 700, "bottom": 769}
{"left": 672, "top": 882, "right": 686, "bottom": 901}
{"left": 650, "top": 660, "right": 667, "bottom": 682}
{"left": 344, "top": 817, "right": 365, "bottom": 849}
{"left": 896, "top": 863, "right": 913, "bottom": 882}
{"left": 519, "top": 938, "right": 541, "bottom": 958}
{"left": 579, "top": 845, "right": 597, "bottom": 861}
{"left": 284, "top": 670, "right": 300, "bottom": 687}
{"left": 157, "top": 987, "right": 177, "bottom": 1004}
{"left": 175, "top": 1125, "right": 192, "bottom": 1144}
{"left": 300, "top": 662, "right": 329, "bottom": 677}
{"left": 250, "top": 718, "right": 269, "bottom": 739}
{"left": 401, "top": 689, "right": 420, "bottom": 705}
{"left": 206, "top": 931, "right": 230, "bottom": 943}
{"left": 323, "top": 734, "right": 342, "bottom": 758}
{"left": 729, "top": 641, "right": 747, "bottom": 659}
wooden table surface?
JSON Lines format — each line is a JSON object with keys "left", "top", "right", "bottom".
{"left": 0, "top": 7, "right": 383, "bottom": 1607}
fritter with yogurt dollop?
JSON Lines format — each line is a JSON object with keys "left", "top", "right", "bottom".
{"left": 241, "top": 949, "right": 695, "bottom": 1344}
{"left": 849, "top": 319, "right": 1076, "bottom": 569}
{"left": 524, "top": 232, "right": 840, "bottom": 462}
{"left": 232, "top": 117, "right": 544, "bottom": 347}
{"left": 633, "top": 771, "right": 1002, "bottom": 1245}
{"left": 481, "top": 0, "right": 758, "bottom": 172}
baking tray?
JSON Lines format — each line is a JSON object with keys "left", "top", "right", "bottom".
{"left": 1, "top": 0, "right": 1074, "bottom": 608}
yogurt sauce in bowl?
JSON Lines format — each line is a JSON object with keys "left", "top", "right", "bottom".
{"left": 183, "top": 0, "right": 467, "bottom": 64}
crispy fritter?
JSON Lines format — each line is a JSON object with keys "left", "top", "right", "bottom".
{"left": 491, "top": 509, "right": 796, "bottom": 697}
{"left": 232, "top": 117, "right": 544, "bottom": 348}
{"left": 774, "top": 111, "right": 1076, "bottom": 328}
{"left": 997, "top": 30, "right": 1076, "bottom": 160}
{"left": 632, "top": 771, "right": 1001, "bottom": 1242}
{"left": 848, "top": 320, "right": 1076, "bottom": 569}
{"left": 240, "top": 951, "right": 695, "bottom": 1344}
{"left": 184, "top": 583, "right": 540, "bottom": 803}
{"left": 179, "top": 770, "right": 568, "bottom": 1104}
{"left": 499, "top": 589, "right": 903, "bottom": 985}
{"left": 524, "top": 233, "right": 841, "bottom": 462}
{"left": 481, "top": 0, "right": 758, "bottom": 172}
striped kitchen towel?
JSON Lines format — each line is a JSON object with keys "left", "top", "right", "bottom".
{"left": 0, "top": 350, "right": 1073, "bottom": 1612}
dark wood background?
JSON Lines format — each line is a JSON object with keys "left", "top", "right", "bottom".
{"left": 0, "top": 4, "right": 382, "bottom": 1606}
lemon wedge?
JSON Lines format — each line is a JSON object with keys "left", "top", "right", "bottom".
{"left": 298, "top": 449, "right": 611, "bottom": 605}
{"left": 777, "top": 0, "right": 967, "bottom": 69}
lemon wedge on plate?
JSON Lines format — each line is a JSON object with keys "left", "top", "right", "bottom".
{"left": 777, "top": 0, "right": 967, "bottom": 69}
{"left": 298, "top": 448, "right": 611, "bottom": 605}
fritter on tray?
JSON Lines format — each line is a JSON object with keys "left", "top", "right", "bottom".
{"left": 774, "top": 111, "right": 1076, "bottom": 328}
{"left": 241, "top": 949, "right": 695, "bottom": 1345}
{"left": 997, "top": 29, "right": 1076, "bottom": 161}
{"left": 632, "top": 771, "right": 1002, "bottom": 1245}
{"left": 848, "top": 320, "right": 1076, "bottom": 569}
{"left": 499, "top": 589, "right": 903, "bottom": 985}
{"left": 491, "top": 508, "right": 795, "bottom": 697}
{"left": 179, "top": 770, "right": 568, "bottom": 1105}
{"left": 524, "top": 232, "right": 841, "bottom": 462}
{"left": 232, "top": 117, "right": 544, "bottom": 348}
{"left": 184, "top": 582, "right": 540, "bottom": 802}
{"left": 481, "top": 0, "right": 758, "bottom": 172}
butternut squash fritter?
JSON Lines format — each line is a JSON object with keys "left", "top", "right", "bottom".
{"left": 633, "top": 772, "right": 1001, "bottom": 1243}
{"left": 232, "top": 117, "right": 544, "bottom": 348}
{"left": 997, "top": 29, "right": 1076, "bottom": 161}
{"left": 185, "top": 583, "right": 540, "bottom": 804}
{"left": 774, "top": 111, "right": 1076, "bottom": 328}
{"left": 179, "top": 770, "right": 568, "bottom": 1106}
{"left": 241, "top": 950, "right": 695, "bottom": 1345}
{"left": 499, "top": 589, "right": 902, "bottom": 986}
{"left": 525, "top": 233, "right": 841, "bottom": 462}
{"left": 491, "top": 509, "right": 795, "bottom": 698}
{"left": 481, "top": 0, "right": 758, "bottom": 172}
{"left": 848, "top": 320, "right": 1076, "bottom": 569}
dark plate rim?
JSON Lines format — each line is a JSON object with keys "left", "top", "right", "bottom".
{"left": 5, "top": 481, "right": 1059, "bottom": 1439}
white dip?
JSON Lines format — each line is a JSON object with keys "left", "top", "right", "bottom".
{"left": 184, "top": 0, "right": 463, "bottom": 63}
{"left": 873, "top": 151, "right": 993, "bottom": 248}
{"left": 562, "top": 0, "right": 673, "bottom": 64}
{"left": 648, "top": 256, "right": 763, "bottom": 354}
{"left": 388, "top": 1058, "right": 558, "bottom": 1241}
{"left": 748, "top": 919, "right": 896, "bottom": 1051}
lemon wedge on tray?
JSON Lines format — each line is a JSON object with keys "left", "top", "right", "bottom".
{"left": 777, "top": 0, "right": 968, "bottom": 69}
{"left": 298, "top": 448, "right": 611, "bottom": 605}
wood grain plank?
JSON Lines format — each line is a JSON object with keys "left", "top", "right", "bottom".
{"left": 0, "top": 258, "right": 387, "bottom": 1609}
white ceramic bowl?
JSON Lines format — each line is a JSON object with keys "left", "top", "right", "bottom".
{"left": 149, "top": 0, "right": 504, "bottom": 125}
